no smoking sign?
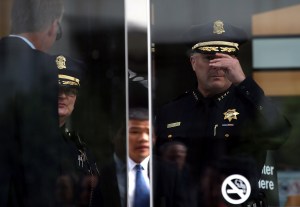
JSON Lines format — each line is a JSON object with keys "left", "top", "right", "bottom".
{"left": 221, "top": 174, "right": 251, "bottom": 205}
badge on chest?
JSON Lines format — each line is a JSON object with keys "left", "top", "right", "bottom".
{"left": 223, "top": 109, "right": 239, "bottom": 122}
{"left": 78, "top": 149, "right": 87, "bottom": 168}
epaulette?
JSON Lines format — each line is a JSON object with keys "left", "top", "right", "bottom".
{"left": 167, "top": 90, "right": 191, "bottom": 103}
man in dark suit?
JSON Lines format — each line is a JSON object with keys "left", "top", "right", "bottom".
{"left": 99, "top": 107, "right": 185, "bottom": 207}
{"left": 99, "top": 122, "right": 127, "bottom": 207}
{"left": 0, "top": 0, "right": 64, "bottom": 206}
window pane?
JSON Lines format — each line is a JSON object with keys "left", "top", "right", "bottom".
{"left": 151, "top": 1, "right": 300, "bottom": 207}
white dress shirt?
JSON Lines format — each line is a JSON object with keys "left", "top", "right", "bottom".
{"left": 128, "top": 156, "right": 150, "bottom": 207}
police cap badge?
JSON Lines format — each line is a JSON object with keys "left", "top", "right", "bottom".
{"left": 184, "top": 20, "right": 248, "bottom": 55}
{"left": 55, "top": 55, "right": 85, "bottom": 88}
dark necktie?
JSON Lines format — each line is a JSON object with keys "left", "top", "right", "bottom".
{"left": 133, "top": 164, "right": 150, "bottom": 207}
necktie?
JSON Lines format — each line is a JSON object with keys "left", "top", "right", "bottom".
{"left": 134, "top": 164, "right": 150, "bottom": 207}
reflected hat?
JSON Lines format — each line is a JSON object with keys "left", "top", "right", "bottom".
{"left": 185, "top": 20, "right": 248, "bottom": 55}
{"left": 55, "top": 55, "right": 84, "bottom": 88}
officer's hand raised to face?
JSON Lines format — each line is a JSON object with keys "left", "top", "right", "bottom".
{"left": 209, "top": 53, "right": 246, "bottom": 85}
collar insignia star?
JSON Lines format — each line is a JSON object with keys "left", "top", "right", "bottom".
{"left": 223, "top": 109, "right": 239, "bottom": 122}
{"left": 217, "top": 91, "right": 229, "bottom": 102}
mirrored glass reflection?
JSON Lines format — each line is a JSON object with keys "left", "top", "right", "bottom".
{"left": 0, "top": 0, "right": 125, "bottom": 206}
{"left": 151, "top": 1, "right": 299, "bottom": 207}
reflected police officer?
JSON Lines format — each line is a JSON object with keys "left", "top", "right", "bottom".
{"left": 55, "top": 55, "right": 101, "bottom": 207}
{"left": 155, "top": 20, "right": 291, "bottom": 207}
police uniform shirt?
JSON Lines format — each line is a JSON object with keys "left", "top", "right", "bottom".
{"left": 59, "top": 126, "right": 100, "bottom": 206}
{"left": 155, "top": 77, "right": 290, "bottom": 177}
{"left": 128, "top": 156, "right": 150, "bottom": 207}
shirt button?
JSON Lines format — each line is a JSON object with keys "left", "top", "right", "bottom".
{"left": 246, "top": 91, "right": 250, "bottom": 95}
{"left": 258, "top": 105, "right": 263, "bottom": 110}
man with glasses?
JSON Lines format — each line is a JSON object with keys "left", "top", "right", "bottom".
{"left": 0, "top": 0, "right": 64, "bottom": 206}
{"left": 56, "top": 54, "right": 101, "bottom": 207}
{"left": 57, "top": 55, "right": 80, "bottom": 128}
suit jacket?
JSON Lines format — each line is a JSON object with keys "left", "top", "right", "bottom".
{"left": 0, "top": 37, "right": 61, "bottom": 207}
{"left": 98, "top": 156, "right": 125, "bottom": 207}
{"left": 99, "top": 155, "right": 185, "bottom": 207}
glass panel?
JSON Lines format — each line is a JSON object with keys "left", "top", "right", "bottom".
{"left": 151, "top": 1, "right": 300, "bottom": 207}
{"left": 0, "top": 0, "right": 125, "bottom": 206}
{"left": 2, "top": 0, "right": 300, "bottom": 206}
{"left": 125, "top": 0, "right": 152, "bottom": 207}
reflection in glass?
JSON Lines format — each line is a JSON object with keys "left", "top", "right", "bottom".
{"left": 0, "top": 0, "right": 126, "bottom": 206}
{"left": 151, "top": 2, "right": 297, "bottom": 207}
{"left": 125, "top": 0, "right": 152, "bottom": 207}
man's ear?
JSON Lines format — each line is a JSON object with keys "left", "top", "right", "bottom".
{"left": 47, "top": 19, "right": 58, "bottom": 38}
{"left": 190, "top": 55, "right": 196, "bottom": 71}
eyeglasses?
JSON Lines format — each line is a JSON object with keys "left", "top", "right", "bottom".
{"left": 59, "top": 88, "right": 78, "bottom": 97}
{"left": 56, "top": 22, "right": 62, "bottom": 41}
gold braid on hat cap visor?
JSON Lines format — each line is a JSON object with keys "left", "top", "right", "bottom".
{"left": 58, "top": 74, "right": 80, "bottom": 86}
{"left": 192, "top": 41, "right": 239, "bottom": 51}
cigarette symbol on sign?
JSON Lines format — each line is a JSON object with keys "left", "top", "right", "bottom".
{"left": 221, "top": 174, "right": 251, "bottom": 205}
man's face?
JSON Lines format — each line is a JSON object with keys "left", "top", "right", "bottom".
{"left": 129, "top": 119, "right": 149, "bottom": 163}
{"left": 190, "top": 53, "right": 232, "bottom": 97}
{"left": 58, "top": 87, "right": 77, "bottom": 121}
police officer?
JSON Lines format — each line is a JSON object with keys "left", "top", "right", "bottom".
{"left": 55, "top": 55, "right": 101, "bottom": 207}
{"left": 155, "top": 20, "right": 291, "bottom": 207}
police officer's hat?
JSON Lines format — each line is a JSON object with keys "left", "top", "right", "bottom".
{"left": 55, "top": 55, "right": 84, "bottom": 89}
{"left": 185, "top": 20, "right": 248, "bottom": 55}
